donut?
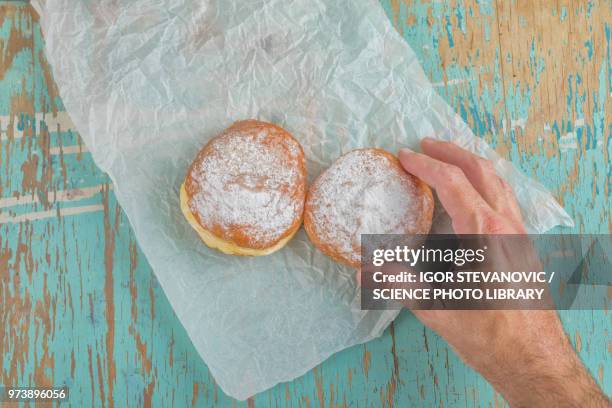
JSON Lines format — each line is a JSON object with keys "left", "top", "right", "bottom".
{"left": 180, "top": 120, "right": 307, "bottom": 256}
{"left": 304, "top": 148, "right": 434, "bottom": 267}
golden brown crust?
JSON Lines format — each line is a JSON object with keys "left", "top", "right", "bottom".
{"left": 304, "top": 148, "right": 434, "bottom": 268}
{"left": 182, "top": 120, "right": 306, "bottom": 252}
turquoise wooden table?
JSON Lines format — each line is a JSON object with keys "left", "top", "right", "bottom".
{"left": 1, "top": 1, "right": 610, "bottom": 406}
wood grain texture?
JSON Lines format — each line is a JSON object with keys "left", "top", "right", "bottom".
{"left": 0, "top": 1, "right": 609, "bottom": 407}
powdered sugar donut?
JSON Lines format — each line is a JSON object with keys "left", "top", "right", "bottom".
{"left": 304, "top": 148, "right": 433, "bottom": 267}
{"left": 180, "top": 120, "right": 306, "bottom": 256}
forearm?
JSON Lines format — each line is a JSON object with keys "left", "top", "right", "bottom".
{"left": 478, "top": 312, "right": 609, "bottom": 407}
{"left": 399, "top": 141, "right": 610, "bottom": 407}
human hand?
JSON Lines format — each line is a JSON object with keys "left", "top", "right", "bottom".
{"left": 391, "top": 138, "right": 609, "bottom": 407}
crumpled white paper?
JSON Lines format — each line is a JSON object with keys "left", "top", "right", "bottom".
{"left": 33, "top": 0, "right": 573, "bottom": 400}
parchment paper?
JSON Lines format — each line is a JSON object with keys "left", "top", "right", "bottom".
{"left": 32, "top": 0, "right": 573, "bottom": 400}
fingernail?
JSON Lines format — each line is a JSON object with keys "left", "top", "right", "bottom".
{"left": 398, "top": 147, "right": 413, "bottom": 156}
{"left": 421, "top": 136, "right": 437, "bottom": 143}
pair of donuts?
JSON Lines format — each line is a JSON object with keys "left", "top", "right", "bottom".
{"left": 180, "top": 120, "right": 434, "bottom": 267}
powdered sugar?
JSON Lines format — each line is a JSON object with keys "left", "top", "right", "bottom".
{"left": 188, "top": 124, "right": 305, "bottom": 247}
{"left": 307, "top": 149, "right": 424, "bottom": 264}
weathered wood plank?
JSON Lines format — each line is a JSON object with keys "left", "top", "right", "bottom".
{"left": 0, "top": 1, "right": 609, "bottom": 407}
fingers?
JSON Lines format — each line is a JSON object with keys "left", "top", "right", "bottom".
{"left": 398, "top": 147, "right": 498, "bottom": 233}
{"left": 420, "top": 138, "right": 523, "bottom": 225}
